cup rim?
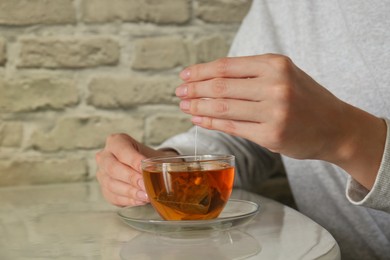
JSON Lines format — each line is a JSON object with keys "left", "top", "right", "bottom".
{"left": 141, "top": 154, "right": 235, "bottom": 166}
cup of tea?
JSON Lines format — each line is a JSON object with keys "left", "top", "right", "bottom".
{"left": 141, "top": 154, "right": 235, "bottom": 221}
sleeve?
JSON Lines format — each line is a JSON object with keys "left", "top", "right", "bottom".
{"left": 157, "top": 127, "right": 285, "bottom": 193}
{"left": 346, "top": 118, "right": 390, "bottom": 212}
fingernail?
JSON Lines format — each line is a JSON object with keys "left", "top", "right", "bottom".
{"left": 180, "top": 69, "right": 191, "bottom": 80}
{"left": 176, "top": 85, "right": 188, "bottom": 97}
{"left": 136, "top": 190, "right": 148, "bottom": 200}
{"left": 192, "top": 116, "right": 202, "bottom": 124}
{"left": 180, "top": 100, "right": 190, "bottom": 110}
{"left": 138, "top": 179, "right": 145, "bottom": 190}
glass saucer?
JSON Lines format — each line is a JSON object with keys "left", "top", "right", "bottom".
{"left": 118, "top": 199, "right": 260, "bottom": 234}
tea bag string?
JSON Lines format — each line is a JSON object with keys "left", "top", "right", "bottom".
{"left": 194, "top": 125, "right": 198, "bottom": 159}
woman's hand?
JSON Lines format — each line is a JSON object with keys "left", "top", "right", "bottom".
{"left": 176, "top": 54, "right": 346, "bottom": 160}
{"left": 96, "top": 133, "right": 178, "bottom": 206}
{"left": 176, "top": 54, "right": 386, "bottom": 189}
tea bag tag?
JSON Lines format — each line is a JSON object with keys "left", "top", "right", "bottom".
{"left": 162, "top": 162, "right": 172, "bottom": 194}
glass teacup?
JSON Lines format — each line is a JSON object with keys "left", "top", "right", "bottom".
{"left": 141, "top": 154, "right": 235, "bottom": 221}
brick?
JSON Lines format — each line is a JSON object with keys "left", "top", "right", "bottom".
{"left": 18, "top": 37, "right": 119, "bottom": 69}
{"left": 82, "top": 0, "right": 190, "bottom": 24}
{"left": 0, "top": 122, "right": 23, "bottom": 147}
{"left": 0, "top": 39, "right": 5, "bottom": 65}
{"left": 29, "top": 116, "right": 144, "bottom": 152}
{"left": 195, "top": 35, "right": 230, "bottom": 63}
{"left": 87, "top": 75, "right": 179, "bottom": 108}
{"left": 196, "top": 0, "right": 252, "bottom": 23}
{"left": 0, "top": 0, "right": 76, "bottom": 26}
{"left": 0, "top": 159, "right": 87, "bottom": 186}
{"left": 145, "top": 114, "right": 192, "bottom": 145}
{"left": 0, "top": 76, "right": 78, "bottom": 112}
{"left": 132, "top": 36, "right": 188, "bottom": 70}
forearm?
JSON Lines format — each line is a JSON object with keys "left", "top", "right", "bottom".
{"left": 345, "top": 118, "right": 390, "bottom": 212}
{"left": 324, "top": 102, "right": 387, "bottom": 190}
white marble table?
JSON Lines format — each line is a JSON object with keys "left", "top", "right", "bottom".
{"left": 0, "top": 182, "right": 340, "bottom": 259}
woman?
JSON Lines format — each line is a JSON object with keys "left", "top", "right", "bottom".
{"left": 96, "top": 1, "right": 390, "bottom": 258}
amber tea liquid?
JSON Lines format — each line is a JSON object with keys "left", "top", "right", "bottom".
{"left": 143, "top": 162, "right": 234, "bottom": 220}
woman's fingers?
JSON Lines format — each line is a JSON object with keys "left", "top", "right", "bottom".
{"left": 179, "top": 98, "right": 271, "bottom": 123}
{"left": 176, "top": 78, "right": 266, "bottom": 101}
{"left": 96, "top": 150, "right": 148, "bottom": 205}
{"left": 191, "top": 116, "right": 286, "bottom": 153}
{"left": 179, "top": 54, "right": 291, "bottom": 82}
{"left": 98, "top": 150, "right": 144, "bottom": 190}
{"left": 191, "top": 116, "right": 273, "bottom": 146}
{"left": 106, "top": 175, "right": 148, "bottom": 201}
{"left": 99, "top": 181, "right": 147, "bottom": 207}
{"left": 180, "top": 56, "right": 268, "bottom": 82}
{"left": 105, "top": 133, "right": 146, "bottom": 173}
{"left": 95, "top": 133, "right": 152, "bottom": 207}
{"left": 96, "top": 133, "right": 178, "bottom": 207}
{"left": 97, "top": 169, "right": 149, "bottom": 205}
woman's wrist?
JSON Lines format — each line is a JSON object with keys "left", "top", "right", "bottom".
{"left": 327, "top": 103, "right": 387, "bottom": 190}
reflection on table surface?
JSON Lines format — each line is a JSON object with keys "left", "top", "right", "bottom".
{"left": 0, "top": 182, "right": 340, "bottom": 260}
{"left": 121, "top": 230, "right": 261, "bottom": 260}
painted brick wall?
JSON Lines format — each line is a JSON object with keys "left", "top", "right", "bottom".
{"left": 0, "top": 0, "right": 252, "bottom": 186}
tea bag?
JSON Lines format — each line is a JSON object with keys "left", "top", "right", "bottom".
{"left": 156, "top": 169, "right": 213, "bottom": 215}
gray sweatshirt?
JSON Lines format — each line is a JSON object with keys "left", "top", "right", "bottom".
{"left": 160, "top": 0, "right": 390, "bottom": 259}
